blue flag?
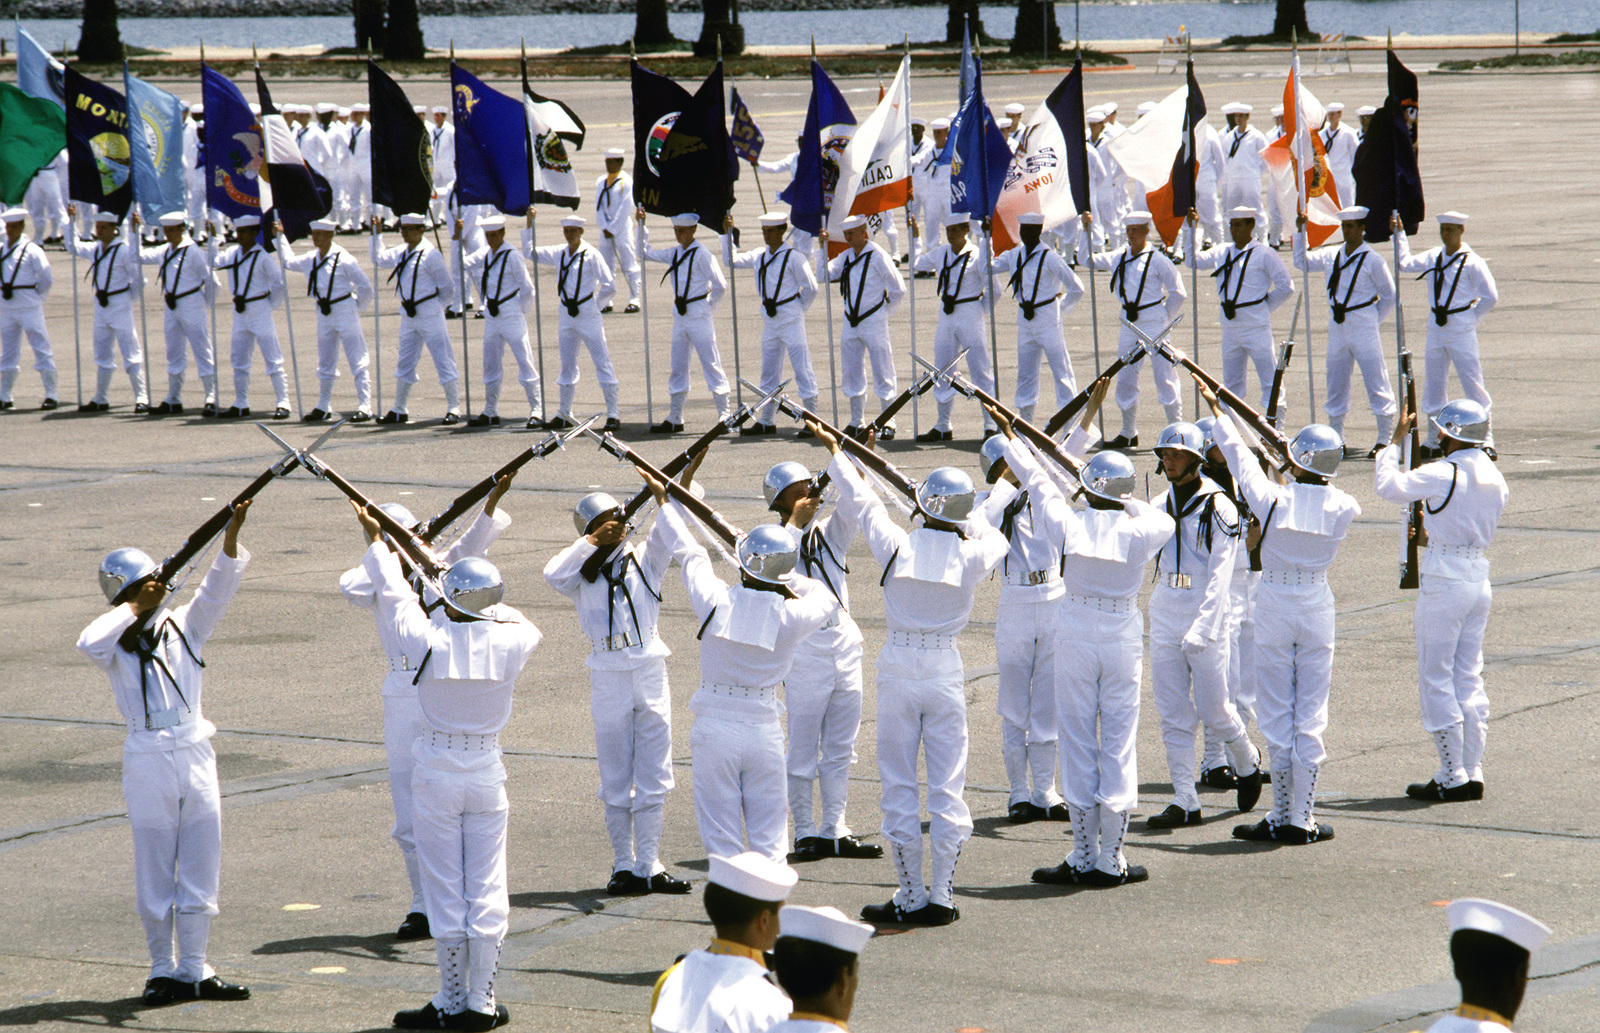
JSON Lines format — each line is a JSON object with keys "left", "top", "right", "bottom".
{"left": 123, "top": 66, "right": 187, "bottom": 221}
{"left": 729, "top": 88, "right": 763, "bottom": 163}
{"left": 450, "top": 63, "right": 530, "bottom": 215}
{"left": 201, "top": 65, "right": 268, "bottom": 220}
{"left": 64, "top": 67, "right": 132, "bottom": 217}
{"left": 958, "top": 19, "right": 978, "bottom": 106}
{"left": 948, "top": 59, "right": 1012, "bottom": 220}
{"left": 16, "top": 23, "right": 64, "bottom": 108}
{"left": 779, "top": 61, "right": 855, "bottom": 235}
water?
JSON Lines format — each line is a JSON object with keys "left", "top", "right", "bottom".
{"left": 9, "top": 0, "right": 1598, "bottom": 54}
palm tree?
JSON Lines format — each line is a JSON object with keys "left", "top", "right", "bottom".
{"left": 353, "top": 0, "right": 385, "bottom": 53}
{"left": 636, "top": 0, "right": 673, "bottom": 47}
{"left": 385, "top": 0, "right": 424, "bottom": 60}
{"left": 1275, "top": 0, "right": 1311, "bottom": 39}
{"left": 1011, "top": 0, "right": 1061, "bottom": 56}
{"left": 78, "top": 0, "right": 124, "bottom": 63}
{"left": 946, "top": 0, "right": 983, "bottom": 44}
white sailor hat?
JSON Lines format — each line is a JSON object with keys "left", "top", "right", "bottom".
{"left": 1272, "top": 104, "right": 1285, "bottom": 117}
{"left": 929, "top": 117, "right": 950, "bottom": 131}
{"left": 233, "top": 214, "right": 261, "bottom": 228}
{"left": 670, "top": 212, "right": 700, "bottom": 228}
{"left": 560, "top": 215, "right": 585, "bottom": 229}
{"left": 352, "top": 102, "right": 370, "bottom": 113}
{"left": 708, "top": 852, "right": 797, "bottom": 902}
{"left": 1124, "top": 211, "right": 1153, "bottom": 226}
{"left": 94, "top": 211, "right": 121, "bottom": 224}
{"left": 158, "top": 212, "right": 187, "bottom": 227}
{"left": 944, "top": 214, "right": 971, "bottom": 231}
{"left": 432, "top": 105, "right": 448, "bottom": 115}
{"left": 189, "top": 102, "right": 203, "bottom": 114}
{"left": 1325, "top": 102, "right": 1345, "bottom": 113}
{"left": 412, "top": 104, "right": 426, "bottom": 114}
{"left": 398, "top": 213, "right": 429, "bottom": 226}
{"left": 316, "top": 102, "right": 337, "bottom": 114}
{"left": 1103, "top": 100, "right": 1119, "bottom": 114}
{"left": 2, "top": 208, "right": 29, "bottom": 223}
{"left": 1016, "top": 212, "right": 1045, "bottom": 227}
{"left": 911, "top": 116, "right": 928, "bottom": 128}
{"left": 1221, "top": 102, "right": 1251, "bottom": 115}
{"left": 338, "top": 106, "right": 351, "bottom": 117}
{"left": 478, "top": 215, "right": 506, "bottom": 232}
{"left": 1227, "top": 206, "right": 1259, "bottom": 220}
{"left": 1357, "top": 105, "right": 1378, "bottom": 116}
{"left": 1338, "top": 205, "right": 1369, "bottom": 221}
{"left": 779, "top": 905, "right": 874, "bottom": 955}
{"left": 1136, "top": 101, "right": 1157, "bottom": 117}
{"left": 1086, "top": 106, "right": 1107, "bottom": 123}
{"left": 1447, "top": 899, "right": 1551, "bottom": 954}
{"left": 1436, "top": 211, "right": 1468, "bottom": 225}
{"left": 605, "top": 147, "right": 625, "bottom": 159}
{"left": 758, "top": 212, "right": 789, "bottom": 228}
{"left": 1003, "top": 102, "right": 1025, "bottom": 116}
{"left": 839, "top": 214, "right": 868, "bottom": 232}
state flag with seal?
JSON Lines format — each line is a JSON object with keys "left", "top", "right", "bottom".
{"left": 630, "top": 60, "right": 738, "bottom": 225}
{"left": 65, "top": 66, "right": 133, "bottom": 217}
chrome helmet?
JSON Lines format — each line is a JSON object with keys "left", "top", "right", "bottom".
{"left": 737, "top": 524, "right": 798, "bottom": 584}
{"left": 98, "top": 547, "right": 158, "bottom": 605}
{"left": 378, "top": 502, "right": 419, "bottom": 530}
{"left": 762, "top": 461, "right": 813, "bottom": 512}
{"left": 979, "top": 435, "right": 1009, "bottom": 484}
{"left": 1193, "top": 416, "right": 1219, "bottom": 454}
{"left": 1287, "top": 424, "right": 1344, "bottom": 478}
{"left": 1079, "top": 451, "right": 1136, "bottom": 503}
{"left": 573, "top": 491, "right": 623, "bottom": 535}
{"left": 916, "top": 467, "right": 976, "bottom": 522}
{"left": 441, "top": 557, "right": 504, "bottom": 618}
{"left": 1154, "top": 421, "right": 1205, "bottom": 460}
{"left": 1432, "top": 399, "right": 1489, "bottom": 445}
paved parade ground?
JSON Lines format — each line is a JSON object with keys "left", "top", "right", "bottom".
{"left": 3, "top": 47, "right": 1599, "bottom": 1033}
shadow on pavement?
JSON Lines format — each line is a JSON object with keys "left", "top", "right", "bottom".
{"left": 507, "top": 888, "right": 609, "bottom": 912}
{"left": 509, "top": 965, "right": 662, "bottom": 987}
{"left": 0, "top": 996, "right": 158, "bottom": 1028}
{"left": 955, "top": 881, "right": 1088, "bottom": 901}
{"left": 1133, "top": 838, "right": 1280, "bottom": 856}
{"left": 1319, "top": 795, "right": 1432, "bottom": 813}
{"left": 252, "top": 931, "right": 411, "bottom": 962}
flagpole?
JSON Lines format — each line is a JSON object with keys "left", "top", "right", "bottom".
{"left": 753, "top": 169, "right": 768, "bottom": 213}
{"left": 1292, "top": 34, "right": 1317, "bottom": 422}
{"left": 124, "top": 55, "right": 153, "bottom": 393}
{"left": 812, "top": 36, "right": 838, "bottom": 426}
{"left": 1386, "top": 30, "right": 1407, "bottom": 392}
{"left": 1080, "top": 52, "right": 1103, "bottom": 440}
{"left": 1186, "top": 45, "right": 1200, "bottom": 416}
{"left": 370, "top": 216, "right": 383, "bottom": 416}
{"left": 255, "top": 45, "right": 305, "bottom": 417}
{"left": 449, "top": 40, "right": 473, "bottom": 420}
{"left": 520, "top": 41, "right": 548, "bottom": 419}
{"left": 902, "top": 36, "right": 920, "bottom": 439}
{"left": 69, "top": 212, "right": 82, "bottom": 407}
{"left": 202, "top": 42, "right": 218, "bottom": 412}
{"left": 631, "top": 40, "right": 655, "bottom": 426}
{"left": 718, "top": 39, "right": 743, "bottom": 407}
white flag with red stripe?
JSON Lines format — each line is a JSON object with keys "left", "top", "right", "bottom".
{"left": 824, "top": 56, "right": 911, "bottom": 254}
{"left": 1262, "top": 52, "right": 1342, "bottom": 247}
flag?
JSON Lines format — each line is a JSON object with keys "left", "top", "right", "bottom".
{"left": 1166, "top": 60, "right": 1207, "bottom": 225}
{"left": 16, "top": 23, "right": 65, "bottom": 108}
{"left": 779, "top": 60, "right": 855, "bottom": 235}
{"left": 255, "top": 66, "right": 331, "bottom": 240}
{"left": 825, "top": 56, "right": 911, "bottom": 253}
{"left": 991, "top": 60, "right": 1091, "bottom": 254}
{"left": 0, "top": 83, "right": 66, "bottom": 204}
{"left": 947, "top": 58, "right": 1012, "bottom": 222}
{"left": 367, "top": 60, "right": 433, "bottom": 216}
{"left": 123, "top": 66, "right": 188, "bottom": 221}
{"left": 65, "top": 67, "right": 133, "bottom": 218}
{"left": 958, "top": 19, "right": 978, "bottom": 105}
{"left": 729, "top": 88, "right": 763, "bottom": 163}
{"left": 201, "top": 64, "right": 269, "bottom": 219}
{"left": 447, "top": 63, "right": 530, "bottom": 214}
{"left": 1351, "top": 49, "right": 1424, "bottom": 243}
{"left": 1105, "top": 81, "right": 1189, "bottom": 245}
{"left": 630, "top": 60, "right": 738, "bottom": 225}
{"left": 521, "top": 63, "right": 581, "bottom": 210}
{"left": 1261, "top": 53, "right": 1341, "bottom": 247}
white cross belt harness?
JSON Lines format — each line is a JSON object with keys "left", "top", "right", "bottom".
{"left": 425, "top": 730, "right": 499, "bottom": 751}
{"left": 888, "top": 629, "right": 958, "bottom": 650}
{"left": 1064, "top": 592, "right": 1133, "bottom": 614}
{"left": 590, "top": 627, "right": 656, "bottom": 653}
{"left": 702, "top": 682, "right": 780, "bottom": 704}
{"left": 1003, "top": 569, "right": 1060, "bottom": 588}
{"left": 1259, "top": 568, "right": 1328, "bottom": 586}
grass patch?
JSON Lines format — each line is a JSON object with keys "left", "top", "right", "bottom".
{"left": 1438, "top": 49, "right": 1600, "bottom": 71}
{"left": 1546, "top": 30, "right": 1600, "bottom": 44}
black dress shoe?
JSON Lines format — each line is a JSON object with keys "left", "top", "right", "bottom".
{"left": 153, "top": 401, "right": 174, "bottom": 415}
{"left": 1467, "top": 780, "right": 1484, "bottom": 800}
{"left": 350, "top": 410, "right": 372, "bottom": 423}
{"left": 142, "top": 976, "right": 181, "bottom": 1006}
{"left": 899, "top": 902, "right": 959, "bottom": 925}
{"left": 649, "top": 420, "right": 683, "bottom": 434}
{"left": 302, "top": 408, "right": 329, "bottom": 422}
{"left": 442, "top": 412, "right": 462, "bottom": 425}
{"left": 134, "top": 401, "right": 150, "bottom": 413}
{"left": 0, "top": 399, "right": 12, "bottom": 410}
{"left": 445, "top": 1003, "right": 510, "bottom": 1031}
{"left": 42, "top": 397, "right": 60, "bottom": 409}
{"left": 787, "top": 836, "right": 828, "bottom": 863}
{"left": 842, "top": 424, "right": 862, "bottom": 441}
{"left": 1145, "top": 804, "right": 1202, "bottom": 829}
{"left": 1366, "top": 440, "right": 1386, "bottom": 459}
{"left": 831, "top": 835, "right": 884, "bottom": 858}
{"left": 648, "top": 872, "right": 693, "bottom": 894}
{"left": 1406, "top": 778, "right": 1474, "bottom": 802}
{"left": 1276, "top": 822, "right": 1334, "bottom": 845}
{"left": 795, "top": 425, "right": 815, "bottom": 439}
{"left": 606, "top": 870, "right": 649, "bottom": 896}
{"left": 78, "top": 400, "right": 108, "bottom": 412}
{"left": 740, "top": 422, "right": 776, "bottom": 436}
{"left": 202, "top": 401, "right": 218, "bottom": 417}
{"left": 1045, "top": 803, "right": 1070, "bottom": 821}
{"left": 604, "top": 418, "right": 623, "bottom": 432}
{"left": 219, "top": 405, "right": 248, "bottom": 418}
{"left": 192, "top": 975, "right": 250, "bottom": 1000}
{"left": 396, "top": 911, "right": 432, "bottom": 940}
{"left": 1232, "top": 819, "right": 1278, "bottom": 842}
{"left": 624, "top": 302, "right": 640, "bottom": 313}
{"left": 272, "top": 406, "right": 291, "bottom": 419}
{"left": 394, "top": 1001, "right": 448, "bottom": 1029}
{"left": 1008, "top": 801, "right": 1048, "bottom": 824}
{"left": 376, "top": 410, "right": 408, "bottom": 424}
{"left": 1237, "top": 769, "right": 1264, "bottom": 813}
{"left": 1103, "top": 433, "right": 1138, "bottom": 450}
{"left": 600, "top": 304, "right": 613, "bottom": 313}
{"left": 916, "top": 427, "right": 953, "bottom": 442}
{"left": 1199, "top": 765, "right": 1238, "bottom": 789}
{"left": 860, "top": 899, "right": 907, "bottom": 923}
{"left": 1032, "top": 861, "right": 1092, "bottom": 885}
{"left": 1082, "top": 865, "right": 1148, "bottom": 887}
{"left": 878, "top": 424, "right": 896, "bottom": 441}
{"left": 468, "top": 413, "right": 499, "bottom": 427}
{"left": 543, "top": 415, "right": 576, "bottom": 430}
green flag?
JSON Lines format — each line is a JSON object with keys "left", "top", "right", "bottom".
{"left": 0, "top": 82, "right": 66, "bottom": 204}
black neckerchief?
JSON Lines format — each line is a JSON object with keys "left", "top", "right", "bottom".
{"left": 91, "top": 241, "right": 124, "bottom": 291}
{"left": 1212, "top": 244, "right": 1258, "bottom": 309}
{"left": 160, "top": 244, "right": 190, "bottom": 292}
{"left": 1229, "top": 128, "right": 1249, "bottom": 158}
{"left": 1422, "top": 249, "right": 1471, "bottom": 324}
{"left": 559, "top": 248, "right": 590, "bottom": 304}
{"left": 230, "top": 247, "right": 261, "bottom": 300}
{"left": 841, "top": 248, "right": 885, "bottom": 323}
{"left": 758, "top": 247, "right": 795, "bottom": 306}
{"left": 598, "top": 175, "right": 621, "bottom": 211}
{"left": 309, "top": 249, "right": 341, "bottom": 301}
{"left": 938, "top": 247, "right": 972, "bottom": 303}
{"left": 1327, "top": 247, "right": 1370, "bottom": 307}
{"left": 741, "top": 577, "right": 797, "bottom": 600}
{"left": 1161, "top": 478, "right": 1237, "bottom": 577}
{"left": 120, "top": 615, "right": 202, "bottom": 729}
{"left": 1, "top": 240, "right": 33, "bottom": 290}
{"left": 581, "top": 542, "right": 661, "bottom": 642}
{"left": 798, "top": 521, "right": 848, "bottom": 606}
{"left": 662, "top": 245, "right": 698, "bottom": 294}
{"left": 1111, "top": 247, "right": 1156, "bottom": 307}
{"left": 480, "top": 246, "right": 513, "bottom": 305}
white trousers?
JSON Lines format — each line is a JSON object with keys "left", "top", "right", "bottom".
{"left": 410, "top": 747, "right": 510, "bottom": 945}
{"left": 666, "top": 314, "right": 729, "bottom": 398}
{"left": 314, "top": 305, "right": 371, "bottom": 409}
{"left": 1149, "top": 587, "right": 1250, "bottom": 811}
{"left": 479, "top": 311, "right": 540, "bottom": 414}
{"left": 1219, "top": 322, "right": 1276, "bottom": 412}
{"left": 597, "top": 229, "right": 642, "bottom": 301}
{"left": 757, "top": 317, "right": 818, "bottom": 422}
{"left": 229, "top": 307, "right": 284, "bottom": 407}
{"left": 995, "top": 595, "right": 1063, "bottom": 809}
{"left": 591, "top": 662, "right": 675, "bottom": 877}
{"left": 689, "top": 712, "right": 788, "bottom": 864}
{"left": 928, "top": 307, "right": 989, "bottom": 403}
{"left": 1422, "top": 326, "right": 1491, "bottom": 417}
{"left": 785, "top": 641, "right": 864, "bottom": 842}
{"left": 1323, "top": 317, "right": 1396, "bottom": 424}
{"left": 840, "top": 316, "right": 896, "bottom": 403}
{"left": 1207, "top": 571, "right": 1261, "bottom": 772}
{"left": 1014, "top": 317, "right": 1076, "bottom": 410}
{"left": 1218, "top": 174, "right": 1267, "bottom": 240}
{"left": 92, "top": 300, "right": 144, "bottom": 372}
{"left": 394, "top": 308, "right": 459, "bottom": 386}
{"left": 1253, "top": 582, "right": 1335, "bottom": 773}
{"left": 876, "top": 645, "right": 971, "bottom": 911}
{"left": 0, "top": 303, "right": 54, "bottom": 372}
{"left": 124, "top": 739, "right": 222, "bottom": 982}
{"left": 1416, "top": 574, "right": 1492, "bottom": 781}
{"left": 163, "top": 297, "right": 214, "bottom": 378}
{"left": 556, "top": 314, "right": 618, "bottom": 387}
{"left": 1115, "top": 325, "right": 1182, "bottom": 411}
{"left": 384, "top": 695, "right": 428, "bottom": 913}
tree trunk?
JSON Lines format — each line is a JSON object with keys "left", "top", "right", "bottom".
{"left": 353, "top": 0, "right": 386, "bottom": 53}
{"left": 77, "top": 0, "right": 124, "bottom": 63}
{"left": 694, "top": 0, "right": 744, "bottom": 56}
{"left": 1273, "top": 0, "right": 1312, "bottom": 40}
{"left": 384, "top": 0, "right": 424, "bottom": 60}
{"left": 1010, "top": 0, "right": 1060, "bottom": 56}
{"left": 635, "top": 0, "right": 674, "bottom": 47}
{"left": 946, "top": 0, "right": 983, "bottom": 45}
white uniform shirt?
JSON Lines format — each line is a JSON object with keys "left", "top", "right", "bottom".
{"left": 594, "top": 172, "right": 635, "bottom": 237}
{"left": 992, "top": 242, "right": 1083, "bottom": 324}
{"left": 0, "top": 234, "right": 53, "bottom": 307}
{"left": 1087, "top": 242, "right": 1186, "bottom": 325}
{"left": 826, "top": 241, "right": 904, "bottom": 327}
{"left": 787, "top": 500, "right": 863, "bottom": 653}
{"left": 651, "top": 945, "right": 789, "bottom": 1033}
{"left": 298, "top": 124, "right": 332, "bottom": 178}
{"left": 528, "top": 237, "right": 617, "bottom": 317}
{"left": 182, "top": 119, "right": 201, "bottom": 179}
{"left": 1421, "top": 1010, "right": 1515, "bottom": 1033}
{"left": 976, "top": 474, "right": 1064, "bottom": 601}
{"left": 463, "top": 241, "right": 533, "bottom": 318}
{"left": 347, "top": 120, "right": 372, "bottom": 172}
{"left": 543, "top": 515, "right": 675, "bottom": 672}
{"left": 1394, "top": 238, "right": 1498, "bottom": 330}
{"left": 1153, "top": 476, "right": 1240, "bottom": 641}
{"left": 1375, "top": 445, "right": 1507, "bottom": 582}
{"left": 429, "top": 122, "right": 455, "bottom": 187}
{"left": 363, "top": 542, "right": 541, "bottom": 738}
{"left": 1319, "top": 121, "right": 1359, "bottom": 185}
{"left": 910, "top": 138, "right": 937, "bottom": 205}
{"left": 641, "top": 233, "right": 727, "bottom": 315}
{"left": 1293, "top": 234, "right": 1396, "bottom": 327}
{"left": 1189, "top": 239, "right": 1294, "bottom": 328}
{"left": 140, "top": 237, "right": 212, "bottom": 304}
{"left": 829, "top": 451, "right": 1008, "bottom": 636}
{"left": 914, "top": 240, "right": 990, "bottom": 316}
{"left": 210, "top": 240, "right": 283, "bottom": 311}
{"left": 730, "top": 242, "right": 818, "bottom": 322}
{"left": 278, "top": 239, "right": 373, "bottom": 314}
{"left": 68, "top": 234, "right": 143, "bottom": 300}
{"left": 371, "top": 236, "right": 456, "bottom": 313}
{"left": 322, "top": 121, "right": 352, "bottom": 174}
{"left": 1215, "top": 413, "right": 1361, "bottom": 573}
{"left": 76, "top": 549, "right": 249, "bottom": 752}
{"left": 1221, "top": 125, "right": 1270, "bottom": 184}
{"left": 754, "top": 150, "right": 798, "bottom": 177}
{"left": 1196, "top": 122, "right": 1226, "bottom": 193}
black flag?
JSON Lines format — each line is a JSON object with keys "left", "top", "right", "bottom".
{"left": 1352, "top": 49, "right": 1423, "bottom": 243}
{"left": 1168, "top": 59, "right": 1207, "bottom": 220}
{"left": 367, "top": 60, "right": 433, "bottom": 217}
{"left": 64, "top": 67, "right": 133, "bottom": 218}
{"left": 254, "top": 68, "right": 332, "bottom": 241}
{"left": 630, "top": 60, "right": 737, "bottom": 226}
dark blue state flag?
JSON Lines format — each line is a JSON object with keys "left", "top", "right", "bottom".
{"left": 779, "top": 61, "right": 855, "bottom": 235}
{"left": 729, "top": 88, "right": 763, "bottom": 163}
{"left": 948, "top": 59, "right": 1012, "bottom": 220}
{"left": 451, "top": 62, "right": 530, "bottom": 215}
{"left": 201, "top": 64, "right": 269, "bottom": 221}
{"left": 631, "top": 61, "right": 737, "bottom": 226}
{"left": 368, "top": 60, "right": 432, "bottom": 217}
{"left": 65, "top": 67, "right": 133, "bottom": 217}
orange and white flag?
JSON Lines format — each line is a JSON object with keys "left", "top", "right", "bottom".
{"left": 1263, "top": 52, "right": 1341, "bottom": 246}
{"left": 825, "top": 56, "right": 911, "bottom": 255}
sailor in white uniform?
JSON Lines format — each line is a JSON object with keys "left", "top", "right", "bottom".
{"left": 66, "top": 208, "right": 149, "bottom": 412}
{"left": 822, "top": 214, "right": 906, "bottom": 439}
{"left": 991, "top": 211, "right": 1083, "bottom": 424}
{"left": 1318, "top": 103, "right": 1360, "bottom": 211}
{"left": 1186, "top": 206, "right": 1295, "bottom": 412}
{"left": 527, "top": 211, "right": 621, "bottom": 431}
{"left": 371, "top": 212, "right": 461, "bottom": 424}
{"left": 276, "top": 217, "right": 373, "bottom": 421}
{"left": 767, "top": 905, "right": 874, "bottom": 1033}
{"left": 140, "top": 212, "right": 216, "bottom": 415}
{"left": 911, "top": 215, "right": 997, "bottom": 442}
{"left": 639, "top": 211, "right": 732, "bottom": 433}
{"left": 208, "top": 214, "right": 288, "bottom": 418}
{"left": 1217, "top": 103, "right": 1269, "bottom": 239}
{"left": 594, "top": 148, "right": 642, "bottom": 311}
{"left": 1420, "top": 899, "right": 1551, "bottom": 1033}
{"left": 458, "top": 213, "right": 542, "bottom": 428}
{"left": 726, "top": 211, "right": 820, "bottom": 435}
{"left": 0, "top": 207, "right": 56, "bottom": 410}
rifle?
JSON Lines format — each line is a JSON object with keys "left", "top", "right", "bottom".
{"left": 913, "top": 354, "right": 1084, "bottom": 479}
{"left": 416, "top": 416, "right": 598, "bottom": 543}
{"left": 586, "top": 430, "right": 744, "bottom": 549}
{"left": 770, "top": 394, "right": 923, "bottom": 512}
{"left": 1150, "top": 335, "right": 1294, "bottom": 465}
{"left": 617, "top": 381, "right": 788, "bottom": 526}
{"left": 1397, "top": 350, "right": 1422, "bottom": 590}
{"left": 1264, "top": 299, "right": 1300, "bottom": 430}
{"left": 1039, "top": 307, "right": 1183, "bottom": 438}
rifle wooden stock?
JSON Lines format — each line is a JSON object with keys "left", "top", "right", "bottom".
{"left": 619, "top": 409, "right": 755, "bottom": 523}
{"left": 1168, "top": 347, "right": 1293, "bottom": 459}
{"left": 1398, "top": 351, "right": 1422, "bottom": 591}
{"left": 312, "top": 459, "right": 447, "bottom": 578}
{"left": 155, "top": 458, "right": 296, "bottom": 587}
{"left": 418, "top": 434, "right": 564, "bottom": 544}
{"left": 936, "top": 368, "right": 1085, "bottom": 478}
{"left": 597, "top": 435, "right": 743, "bottom": 548}
{"left": 808, "top": 374, "right": 935, "bottom": 493}
{"left": 1042, "top": 347, "right": 1141, "bottom": 437}
{"left": 772, "top": 395, "right": 921, "bottom": 506}
{"left": 1264, "top": 340, "right": 1295, "bottom": 429}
